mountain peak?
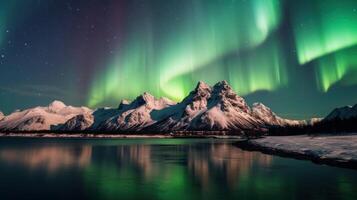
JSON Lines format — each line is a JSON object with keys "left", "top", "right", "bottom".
{"left": 195, "top": 81, "right": 211, "bottom": 91}
{"left": 48, "top": 100, "right": 66, "bottom": 109}
{"left": 120, "top": 99, "right": 130, "bottom": 105}
{"left": 252, "top": 102, "right": 273, "bottom": 117}
{"left": 132, "top": 92, "right": 155, "bottom": 106}
{"left": 252, "top": 102, "right": 269, "bottom": 110}
{"left": 140, "top": 92, "right": 155, "bottom": 102}
{"left": 182, "top": 81, "right": 212, "bottom": 102}
{"left": 217, "top": 80, "right": 229, "bottom": 86}
{"left": 118, "top": 99, "right": 131, "bottom": 110}
{"left": 213, "top": 80, "right": 232, "bottom": 91}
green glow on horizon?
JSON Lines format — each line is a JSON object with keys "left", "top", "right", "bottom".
{"left": 88, "top": 0, "right": 283, "bottom": 106}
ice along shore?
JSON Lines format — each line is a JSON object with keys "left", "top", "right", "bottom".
{"left": 236, "top": 134, "right": 357, "bottom": 169}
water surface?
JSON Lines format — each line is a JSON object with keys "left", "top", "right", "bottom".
{"left": 0, "top": 138, "right": 356, "bottom": 200}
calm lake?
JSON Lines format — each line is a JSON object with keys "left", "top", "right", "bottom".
{"left": 0, "top": 138, "right": 356, "bottom": 200}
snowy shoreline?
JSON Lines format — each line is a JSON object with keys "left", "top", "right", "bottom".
{"left": 236, "top": 134, "right": 357, "bottom": 169}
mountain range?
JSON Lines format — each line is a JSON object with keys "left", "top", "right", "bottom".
{"left": 0, "top": 80, "right": 351, "bottom": 133}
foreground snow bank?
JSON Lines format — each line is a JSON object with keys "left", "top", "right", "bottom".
{"left": 240, "top": 134, "right": 357, "bottom": 168}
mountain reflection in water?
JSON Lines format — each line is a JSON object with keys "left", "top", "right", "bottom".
{"left": 0, "top": 138, "right": 356, "bottom": 200}
{"left": 0, "top": 145, "right": 92, "bottom": 172}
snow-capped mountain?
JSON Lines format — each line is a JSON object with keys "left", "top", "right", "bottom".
{"left": 151, "top": 81, "right": 263, "bottom": 131}
{"left": 252, "top": 103, "right": 305, "bottom": 127}
{"left": 323, "top": 104, "right": 357, "bottom": 121}
{"left": 0, "top": 101, "right": 92, "bottom": 131}
{"left": 96, "top": 92, "right": 176, "bottom": 131}
{"left": 0, "top": 81, "right": 306, "bottom": 132}
{"left": 58, "top": 93, "right": 176, "bottom": 131}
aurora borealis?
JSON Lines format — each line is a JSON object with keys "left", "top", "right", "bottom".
{"left": 291, "top": 0, "right": 357, "bottom": 91}
{"left": 88, "top": 0, "right": 283, "bottom": 106}
{"left": 0, "top": 0, "right": 356, "bottom": 119}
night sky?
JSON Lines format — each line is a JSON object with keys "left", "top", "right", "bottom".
{"left": 0, "top": 0, "right": 356, "bottom": 119}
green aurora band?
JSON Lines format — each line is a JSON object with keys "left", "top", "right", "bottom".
{"left": 292, "top": 0, "right": 357, "bottom": 91}
{"left": 88, "top": 0, "right": 282, "bottom": 106}
{"left": 88, "top": 0, "right": 357, "bottom": 107}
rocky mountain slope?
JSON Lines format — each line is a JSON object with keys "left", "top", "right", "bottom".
{"left": 252, "top": 103, "right": 304, "bottom": 127}
{"left": 0, "top": 81, "right": 306, "bottom": 132}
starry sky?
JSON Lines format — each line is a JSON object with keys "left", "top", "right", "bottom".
{"left": 0, "top": 0, "right": 356, "bottom": 119}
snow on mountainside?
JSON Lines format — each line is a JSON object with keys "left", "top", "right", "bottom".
{"left": 97, "top": 92, "right": 176, "bottom": 131}
{"left": 323, "top": 104, "right": 357, "bottom": 121}
{"left": 308, "top": 118, "right": 322, "bottom": 125}
{"left": 192, "top": 81, "right": 262, "bottom": 130}
{"left": 56, "top": 113, "right": 94, "bottom": 131}
{"left": 150, "top": 81, "right": 215, "bottom": 130}
{"left": 151, "top": 81, "right": 263, "bottom": 131}
{"left": 252, "top": 103, "right": 305, "bottom": 127}
{"left": 0, "top": 112, "right": 4, "bottom": 121}
{"left": 59, "top": 93, "right": 177, "bottom": 131}
{"left": 0, "top": 101, "right": 92, "bottom": 131}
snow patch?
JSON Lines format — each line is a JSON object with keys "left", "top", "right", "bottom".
{"left": 0, "top": 111, "right": 4, "bottom": 121}
{"left": 251, "top": 135, "right": 357, "bottom": 162}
